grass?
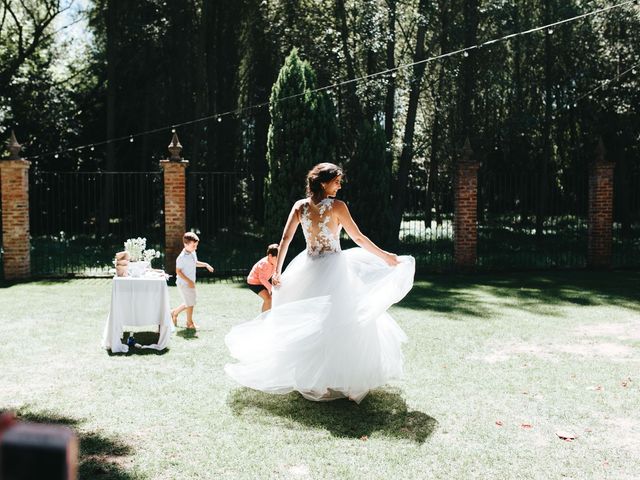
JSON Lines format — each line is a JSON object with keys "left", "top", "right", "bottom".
{"left": 1, "top": 271, "right": 639, "bottom": 479}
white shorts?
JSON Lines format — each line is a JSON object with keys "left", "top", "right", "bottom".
{"left": 178, "top": 284, "right": 197, "bottom": 307}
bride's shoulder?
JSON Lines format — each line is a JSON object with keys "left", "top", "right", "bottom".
{"left": 291, "top": 198, "right": 309, "bottom": 214}
{"left": 331, "top": 199, "right": 348, "bottom": 210}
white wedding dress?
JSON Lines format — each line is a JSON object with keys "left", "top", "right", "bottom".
{"left": 224, "top": 198, "right": 415, "bottom": 403}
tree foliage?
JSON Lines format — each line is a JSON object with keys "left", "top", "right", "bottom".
{"left": 1, "top": 0, "right": 639, "bottom": 238}
{"left": 264, "top": 48, "right": 337, "bottom": 239}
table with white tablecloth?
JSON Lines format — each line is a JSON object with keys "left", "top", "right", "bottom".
{"left": 102, "top": 274, "right": 174, "bottom": 353}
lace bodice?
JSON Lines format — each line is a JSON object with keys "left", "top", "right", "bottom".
{"left": 300, "top": 198, "right": 342, "bottom": 256}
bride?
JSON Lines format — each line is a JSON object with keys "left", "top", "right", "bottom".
{"left": 225, "top": 163, "right": 415, "bottom": 403}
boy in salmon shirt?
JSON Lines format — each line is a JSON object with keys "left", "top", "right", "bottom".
{"left": 247, "top": 243, "right": 279, "bottom": 312}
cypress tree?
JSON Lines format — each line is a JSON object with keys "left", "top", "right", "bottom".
{"left": 264, "top": 48, "right": 337, "bottom": 239}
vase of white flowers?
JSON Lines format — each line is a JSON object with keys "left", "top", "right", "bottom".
{"left": 122, "top": 237, "right": 161, "bottom": 277}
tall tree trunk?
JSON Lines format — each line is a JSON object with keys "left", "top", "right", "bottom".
{"left": 384, "top": 0, "right": 397, "bottom": 176}
{"left": 190, "top": 0, "right": 207, "bottom": 169}
{"left": 335, "top": 0, "right": 362, "bottom": 144}
{"left": 203, "top": 0, "right": 218, "bottom": 171}
{"left": 101, "top": 0, "right": 119, "bottom": 234}
{"left": 242, "top": 0, "right": 274, "bottom": 224}
{"left": 537, "top": 0, "right": 553, "bottom": 242}
{"left": 425, "top": 0, "right": 449, "bottom": 226}
{"left": 512, "top": 4, "right": 527, "bottom": 225}
{"left": 461, "top": 0, "right": 479, "bottom": 138}
{"left": 390, "top": 0, "right": 429, "bottom": 243}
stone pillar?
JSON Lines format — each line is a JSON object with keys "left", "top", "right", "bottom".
{"left": 160, "top": 133, "right": 188, "bottom": 276}
{"left": 588, "top": 139, "right": 615, "bottom": 268}
{"left": 454, "top": 138, "right": 480, "bottom": 269}
{"left": 0, "top": 131, "right": 31, "bottom": 280}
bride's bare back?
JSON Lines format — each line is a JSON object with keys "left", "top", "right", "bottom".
{"left": 299, "top": 198, "right": 342, "bottom": 256}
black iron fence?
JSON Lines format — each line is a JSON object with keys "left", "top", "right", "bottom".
{"left": 399, "top": 179, "right": 454, "bottom": 270}
{"left": 478, "top": 169, "right": 588, "bottom": 268}
{"left": 30, "top": 171, "right": 164, "bottom": 276}
{"left": 26, "top": 167, "right": 640, "bottom": 277}
{"left": 613, "top": 165, "right": 640, "bottom": 267}
{"left": 186, "top": 171, "right": 263, "bottom": 276}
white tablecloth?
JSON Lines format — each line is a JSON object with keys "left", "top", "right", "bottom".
{"left": 102, "top": 274, "right": 174, "bottom": 353}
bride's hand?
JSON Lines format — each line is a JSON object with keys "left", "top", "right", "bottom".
{"left": 383, "top": 253, "right": 400, "bottom": 266}
{"left": 272, "top": 273, "right": 281, "bottom": 286}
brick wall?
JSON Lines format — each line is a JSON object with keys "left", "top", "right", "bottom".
{"left": 0, "top": 159, "right": 31, "bottom": 280}
{"left": 454, "top": 141, "right": 480, "bottom": 269}
{"left": 160, "top": 159, "right": 188, "bottom": 275}
{"left": 588, "top": 141, "right": 615, "bottom": 268}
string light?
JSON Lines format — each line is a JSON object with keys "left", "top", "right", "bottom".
{"left": 572, "top": 61, "right": 640, "bottom": 104}
{"left": 20, "top": 0, "right": 637, "bottom": 161}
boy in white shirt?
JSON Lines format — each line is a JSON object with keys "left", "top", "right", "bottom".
{"left": 171, "top": 232, "right": 214, "bottom": 329}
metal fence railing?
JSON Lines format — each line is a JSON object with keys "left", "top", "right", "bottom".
{"left": 613, "top": 165, "right": 640, "bottom": 268}
{"left": 398, "top": 179, "right": 454, "bottom": 271}
{"left": 478, "top": 169, "right": 588, "bottom": 269}
{"left": 186, "top": 172, "right": 263, "bottom": 276}
{"left": 23, "top": 166, "right": 640, "bottom": 278}
{"left": 30, "top": 171, "right": 164, "bottom": 276}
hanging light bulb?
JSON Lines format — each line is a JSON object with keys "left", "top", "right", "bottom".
{"left": 54, "top": 153, "right": 59, "bottom": 159}
{"left": 463, "top": 51, "right": 469, "bottom": 57}
{"left": 547, "top": 28, "right": 554, "bottom": 35}
{"left": 129, "top": 136, "right": 134, "bottom": 143}
{"left": 90, "top": 146, "right": 95, "bottom": 151}
{"left": 217, "top": 117, "right": 222, "bottom": 122}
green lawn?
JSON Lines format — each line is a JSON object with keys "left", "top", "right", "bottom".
{"left": 1, "top": 272, "right": 639, "bottom": 479}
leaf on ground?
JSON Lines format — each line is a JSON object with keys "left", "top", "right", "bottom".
{"left": 495, "top": 420, "right": 503, "bottom": 427}
{"left": 621, "top": 377, "right": 631, "bottom": 387}
{"left": 520, "top": 423, "right": 533, "bottom": 429}
{"left": 555, "top": 431, "right": 577, "bottom": 441}
{"left": 360, "top": 435, "right": 368, "bottom": 441}
{"left": 587, "top": 385, "right": 602, "bottom": 391}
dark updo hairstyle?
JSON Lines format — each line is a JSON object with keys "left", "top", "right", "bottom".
{"left": 306, "top": 162, "right": 343, "bottom": 199}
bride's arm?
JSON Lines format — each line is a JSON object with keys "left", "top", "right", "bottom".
{"left": 273, "top": 200, "right": 303, "bottom": 285}
{"left": 334, "top": 200, "right": 399, "bottom": 266}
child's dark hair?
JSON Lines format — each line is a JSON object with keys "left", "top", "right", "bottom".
{"left": 267, "top": 243, "right": 279, "bottom": 257}
{"left": 306, "top": 163, "right": 343, "bottom": 199}
{"left": 183, "top": 232, "right": 200, "bottom": 244}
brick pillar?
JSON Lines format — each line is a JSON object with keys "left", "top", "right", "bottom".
{"left": 588, "top": 139, "right": 615, "bottom": 268}
{"left": 160, "top": 133, "right": 188, "bottom": 276}
{"left": 454, "top": 138, "right": 480, "bottom": 269}
{"left": 0, "top": 131, "right": 31, "bottom": 280}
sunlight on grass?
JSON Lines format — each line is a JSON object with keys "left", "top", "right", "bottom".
{"left": 1, "top": 272, "right": 638, "bottom": 479}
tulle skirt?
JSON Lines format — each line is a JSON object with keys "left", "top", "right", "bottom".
{"left": 224, "top": 248, "right": 415, "bottom": 403}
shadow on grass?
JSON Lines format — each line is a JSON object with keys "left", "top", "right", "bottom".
{"left": 228, "top": 388, "right": 437, "bottom": 443}
{"left": 106, "top": 332, "right": 169, "bottom": 356}
{"left": 9, "top": 408, "right": 140, "bottom": 480}
{"left": 176, "top": 328, "right": 199, "bottom": 340}
{"left": 400, "top": 270, "right": 640, "bottom": 317}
